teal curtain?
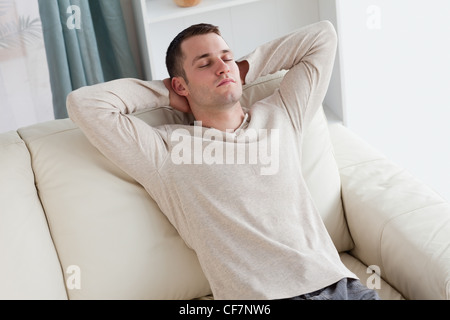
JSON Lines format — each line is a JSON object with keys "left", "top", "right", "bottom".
{"left": 38, "top": 0, "right": 139, "bottom": 119}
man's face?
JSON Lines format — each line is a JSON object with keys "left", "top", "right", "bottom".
{"left": 178, "top": 33, "right": 243, "bottom": 111}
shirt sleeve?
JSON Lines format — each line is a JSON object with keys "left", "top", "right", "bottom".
{"left": 240, "top": 20, "right": 338, "bottom": 132}
{"left": 66, "top": 78, "right": 171, "bottom": 187}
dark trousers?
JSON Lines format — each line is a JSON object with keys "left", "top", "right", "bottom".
{"left": 284, "top": 278, "right": 381, "bottom": 300}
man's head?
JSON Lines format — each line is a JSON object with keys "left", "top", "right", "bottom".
{"left": 165, "top": 23, "right": 243, "bottom": 120}
{"left": 166, "top": 23, "right": 222, "bottom": 80}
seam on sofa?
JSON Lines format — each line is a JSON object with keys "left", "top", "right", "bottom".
{"left": 337, "top": 157, "right": 386, "bottom": 171}
{"left": 378, "top": 199, "right": 446, "bottom": 247}
{"left": 15, "top": 129, "right": 70, "bottom": 299}
{"left": 338, "top": 187, "right": 356, "bottom": 251}
{"left": 379, "top": 200, "right": 448, "bottom": 299}
{"left": 17, "top": 127, "right": 79, "bottom": 144}
{"left": 0, "top": 140, "right": 26, "bottom": 148}
{"left": 446, "top": 280, "right": 450, "bottom": 299}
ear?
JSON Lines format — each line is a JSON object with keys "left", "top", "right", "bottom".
{"left": 172, "top": 77, "right": 189, "bottom": 97}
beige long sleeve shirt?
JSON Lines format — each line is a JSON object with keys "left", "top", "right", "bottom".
{"left": 67, "top": 20, "right": 356, "bottom": 300}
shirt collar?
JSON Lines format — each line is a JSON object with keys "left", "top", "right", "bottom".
{"left": 234, "top": 113, "right": 249, "bottom": 133}
{"left": 190, "top": 113, "right": 250, "bottom": 134}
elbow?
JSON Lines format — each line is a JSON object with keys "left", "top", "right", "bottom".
{"left": 321, "top": 20, "right": 338, "bottom": 49}
{"left": 66, "top": 90, "right": 78, "bottom": 121}
{"left": 314, "top": 20, "right": 338, "bottom": 59}
{"left": 66, "top": 86, "right": 88, "bottom": 122}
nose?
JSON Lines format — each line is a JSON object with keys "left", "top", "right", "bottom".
{"left": 216, "top": 59, "right": 230, "bottom": 76}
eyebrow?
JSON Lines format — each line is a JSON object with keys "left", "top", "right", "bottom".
{"left": 192, "top": 50, "right": 232, "bottom": 66}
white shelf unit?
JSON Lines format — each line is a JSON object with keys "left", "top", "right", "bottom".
{"left": 132, "top": 0, "right": 322, "bottom": 81}
{"left": 146, "top": 0, "right": 262, "bottom": 24}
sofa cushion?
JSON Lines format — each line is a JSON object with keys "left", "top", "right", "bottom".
{"left": 18, "top": 121, "right": 211, "bottom": 300}
{"left": 16, "top": 72, "right": 352, "bottom": 300}
{"left": 0, "top": 131, "right": 67, "bottom": 300}
{"left": 339, "top": 253, "right": 405, "bottom": 300}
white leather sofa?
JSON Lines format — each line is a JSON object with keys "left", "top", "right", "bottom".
{"left": 1, "top": 71, "right": 449, "bottom": 300}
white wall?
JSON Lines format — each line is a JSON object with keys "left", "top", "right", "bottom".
{"left": 331, "top": 0, "right": 450, "bottom": 201}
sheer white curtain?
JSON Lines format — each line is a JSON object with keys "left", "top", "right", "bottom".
{"left": 0, "top": 0, "right": 53, "bottom": 133}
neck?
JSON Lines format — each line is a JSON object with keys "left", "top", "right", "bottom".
{"left": 192, "top": 102, "right": 245, "bottom": 132}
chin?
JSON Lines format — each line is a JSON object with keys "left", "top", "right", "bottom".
{"left": 224, "top": 89, "right": 242, "bottom": 104}
{"left": 221, "top": 95, "right": 242, "bottom": 107}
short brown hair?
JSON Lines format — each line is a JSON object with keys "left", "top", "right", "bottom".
{"left": 166, "top": 23, "right": 221, "bottom": 80}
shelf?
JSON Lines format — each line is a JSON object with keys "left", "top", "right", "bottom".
{"left": 146, "top": 0, "right": 262, "bottom": 23}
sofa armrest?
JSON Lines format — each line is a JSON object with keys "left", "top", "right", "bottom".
{"left": 329, "top": 123, "right": 450, "bottom": 300}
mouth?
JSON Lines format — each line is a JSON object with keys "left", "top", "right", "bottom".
{"left": 217, "top": 78, "right": 236, "bottom": 87}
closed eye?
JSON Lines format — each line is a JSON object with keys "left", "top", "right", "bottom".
{"left": 197, "top": 56, "right": 234, "bottom": 69}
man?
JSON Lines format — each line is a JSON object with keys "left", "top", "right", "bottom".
{"left": 67, "top": 21, "right": 380, "bottom": 300}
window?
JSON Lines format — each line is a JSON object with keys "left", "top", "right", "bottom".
{"left": 0, "top": 0, "right": 53, "bottom": 133}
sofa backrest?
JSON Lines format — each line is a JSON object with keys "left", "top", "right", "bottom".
{"left": 6, "top": 72, "right": 352, "bottom": 300}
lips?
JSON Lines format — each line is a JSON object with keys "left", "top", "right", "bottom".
{"left": 217, "top": 78, "right": 236, "bottom": 87}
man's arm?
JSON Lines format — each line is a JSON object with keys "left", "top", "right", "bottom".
{"left": 238, "top": 20, "right": 338, "bottom": 131}
{"left": 67, "top": 78, "right": 171, "bottom": 186}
